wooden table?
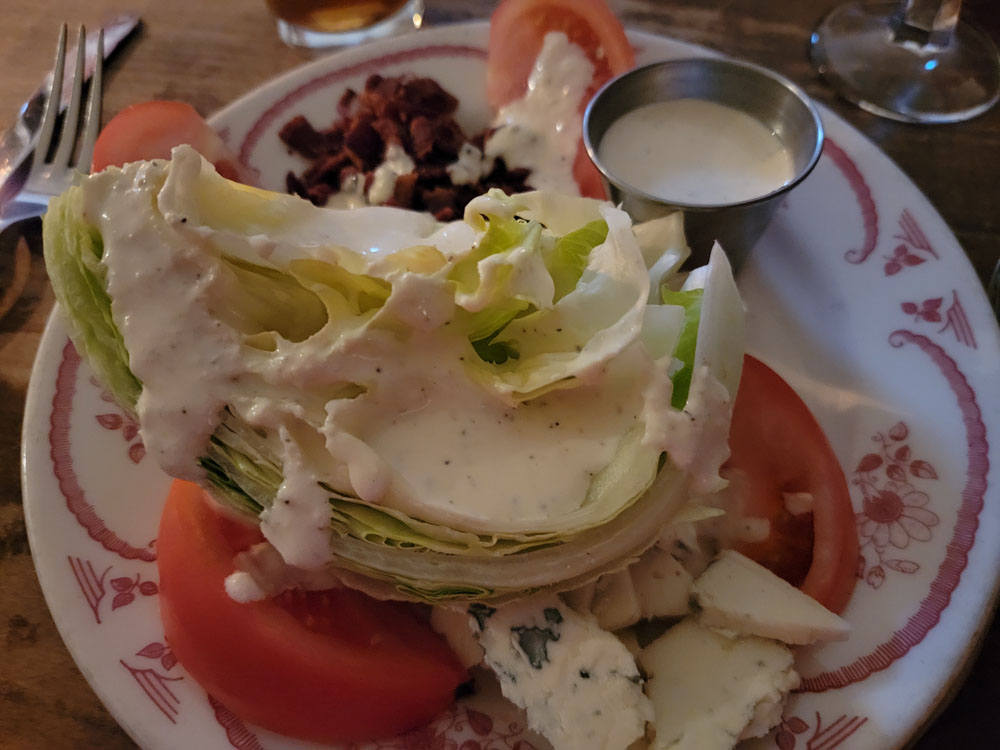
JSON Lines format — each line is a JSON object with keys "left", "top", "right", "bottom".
{"left": 0, "top": 1, "right": 997, "bottom": 747}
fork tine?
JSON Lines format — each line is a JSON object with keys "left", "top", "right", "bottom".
{"left": 33, "top": 24, "right": 68, "bottom": 168}
{"left": 52, "top": 26, "right": 86, "bottom": 170}
{"left": 76, "top": 29, "right": 103, "bottom": 174}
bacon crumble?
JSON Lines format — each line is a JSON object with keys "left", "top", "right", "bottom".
{"left": 279, "top": 74, "right": 531, "bottom": 220}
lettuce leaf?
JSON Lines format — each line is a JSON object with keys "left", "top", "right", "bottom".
{"left": 458, "top": 192, "right": 652, "bottom": 402}
{"left": 42, "top": 147, "right": 745, "bottom": 603}
{"left": 43, "top": 185, "right": 141, "bottom": 410}
{"left": 660, "top": 288, "right": 703, "bottom": 409}
{"left": 547, "top": 219, "right": 608, "bottom": 301}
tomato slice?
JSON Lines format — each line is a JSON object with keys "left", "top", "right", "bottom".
{"left": 723, "top": 355, "right": 859, "bottom": 614}
{"left": 487, "top": 0, "right": 634, "bottom": 199}
{"left": 573, "top": 143, "right": 607, "bottom": 200}
{"left": 92, "top": 100, "right": 251, "bottom": 182}
{"left": 486, "top": 0, "right": 635, "bottom": 109}
{"left": 157, "top": 481, "right": 467, "bottom": 744}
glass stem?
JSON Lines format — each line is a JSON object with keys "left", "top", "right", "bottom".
{"left": 894, "top": 0, "right": 962, "bottom": 46}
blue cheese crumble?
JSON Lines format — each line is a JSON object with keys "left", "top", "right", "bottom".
{"left": 640, "top": 618, "right": 799, "bottom": 750}
{"left": 470, "top": 595, "right": 652, "bottom": 750}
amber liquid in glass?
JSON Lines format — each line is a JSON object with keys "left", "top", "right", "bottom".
{"left": 267, "top": 0, "right": 410, "bottom": 33}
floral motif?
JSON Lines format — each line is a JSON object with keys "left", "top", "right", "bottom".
{"left": 940, "top": 291, "right": 977, "bottom": 349}
{"left": 69, "top": 556, "right": 111, "bottom": 624}
{"left": 137, "top": 641, "right": 178, "bottom": 672}
{"left": 110, "top": 573, "right": 159, "bottom": 610}
{"left": 900, "top": 291, "right": 977, "bottom": 349}
{"left": 121, "top": 658, "right": 184, "bottom": 723}
{"left": 775, "top": 715, "right": 809, "bottom": 749}
{"left": 884, "top": 209, "right": 938, "bottom": 276}
{"left": 853, "top": 422, "right": 939, "bottom": 589}
{"left": 775, "top": 713, "right": 868, "bottom": 749}
{"left": 68, "top": 556, "right": 159, "bottom": 623}
{"left": 901, "top": 297, "right": 943, "bottom": 323}
{"left": 53, "top": 347, "right": 156, "bottom": 561}
{"left": 91, "top": 376, "right": 146, "bottom": 463}
{"left": 884, "top": 243, "right": 927, "bottom": 276}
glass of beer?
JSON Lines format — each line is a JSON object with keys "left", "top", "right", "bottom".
{"left": 266, "top": 0, "right": 424, "bottom": 49}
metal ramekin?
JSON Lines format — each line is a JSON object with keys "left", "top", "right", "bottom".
{"left": 583, "top": 57, "right": 824, "bottom": 270}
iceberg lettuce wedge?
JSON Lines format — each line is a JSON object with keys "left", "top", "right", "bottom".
{"left": 42, "top": 146, "right": 745, "bottom": 602}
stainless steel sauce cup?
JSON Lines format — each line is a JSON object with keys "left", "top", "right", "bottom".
{"left": 583, "top": 58, "right": 824, "bottom": 270}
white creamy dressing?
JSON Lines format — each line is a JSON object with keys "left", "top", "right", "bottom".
{"left": 368, "top": 142, "right": 416, "bottom": 205}
{"left": 225, "top": 541, "right": 343, "bottom": 602}
{"left": 86, "top": 146, "right": 736, "bottom": 587}
{"left": 364, "top": 362, "right": 641, "bottom": 525}
{"left": 485, "top": 31, "right": 595, "bottom": 195}
{"left": 324, "top": 143, "right": 416, "bottom": 209}
{"left": 446, "top": 142, "right": 491, "bottom": 186}
{"left": 264, "top": 422, "right": 343, "bottom": 569}
{"left": 644, "top": 363, "right": 734, "bottom": 497}
{"left": 324, "top": 30, "right": 593, "bottom": 204}
{"left": 597, "top": 99, "right": 795, "bottom": 205}
{"left": 326, "top": 172, "right": 367, "bottom": 209}
{"left": 84, "top": 155, "right": 248, "bottom": 480}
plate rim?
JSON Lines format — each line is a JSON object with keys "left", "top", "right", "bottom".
{"left": 21, "top": 19, "right": 1000, "bottom": 750}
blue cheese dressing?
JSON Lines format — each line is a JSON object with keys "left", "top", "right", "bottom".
{"left": 485, "top": 31, "right": 594, "bottom": 195}
{"left": 597, "top": 98, "right": 795, "bottom": 205}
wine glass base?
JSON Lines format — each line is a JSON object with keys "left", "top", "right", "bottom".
{"left": 810, "top": 0, "right": 1000, "bottom": 124}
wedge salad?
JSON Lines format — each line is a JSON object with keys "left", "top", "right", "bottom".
{"left": 46, "top": 144, "right": 741, "bottom": 602}
{"left": 39, "top": 1, "right": 859, "bottom": 748}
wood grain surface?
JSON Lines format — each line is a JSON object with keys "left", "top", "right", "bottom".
{"left": 0, "top": 1, "right": 997, "bottom": 748}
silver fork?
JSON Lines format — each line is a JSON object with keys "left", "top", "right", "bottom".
{"left": 0, "top": 25, "right": 104, "bottom": 230}
{"left": 0, "top": 25, "right": 103, "bottom": 320}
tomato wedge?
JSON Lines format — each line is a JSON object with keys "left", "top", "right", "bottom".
{"left": 723, "top": 355, "right": 859, "bottom": 614}
{"left": 486, "top": 0, "right": 634, "bottom": 109}
{"left": 92, "top": 100, "right": 251, "bottom": 182}
{"left": 573, "top": 144, "right": 607, "bottom": 201}
{"left": 487, "top": 0, "right": 635, "bottom": 198}
{"left": 157, "top": 481, "right": 467, "bottom": 744}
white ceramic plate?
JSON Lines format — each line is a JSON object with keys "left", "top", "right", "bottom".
{"left": 22, "top": 22, "right": 1000, "bottom": 750}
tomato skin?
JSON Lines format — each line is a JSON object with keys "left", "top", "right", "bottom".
{"left": 724, "top": 356, "right": 859, "bottom": 614}
{"left": 487, "top": 0, "right": 633, "bottom": 199}
{"left": 92, "top": 101, "right": 250, "bottom": 182}
{"left": 573, "top": 143, "right": 608, "bottom": 200}
{"left": 486, "top": 0, "right": 635, "bottom": 109}
{"left": 157, "top": 481, "right": 467, "bottom": 744}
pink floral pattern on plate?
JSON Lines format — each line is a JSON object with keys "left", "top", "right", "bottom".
{"left": 774, "top": 714, "right": 869, "bottom": 750}
{"left": 68, "top": 556, "right": 160, "bottom": 623}
{"left": 121, "top": 653, "right": 184, "bottom": 724}
{"left": 799, "top": 329, "right": 989, "bottom": 694}
{"left": 91, "top": 375, "right": 147, "bottom": 463}
{"left": 853, "top": 422, "right": 940, "bottom": 589}
{"left": 901, "top": 291, "right": 977, "bottom": 349}
{"left": 20, "top": 23, "right": 1000, "bottom": 750}
{"left": 822, "top": 138, "right": 878, "bottom": 264}
{"left": 884, "top": 210, "right": 938, "bottom": 276}
{"left": 51, "top": 342, "right": 157, "bottom": 561}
